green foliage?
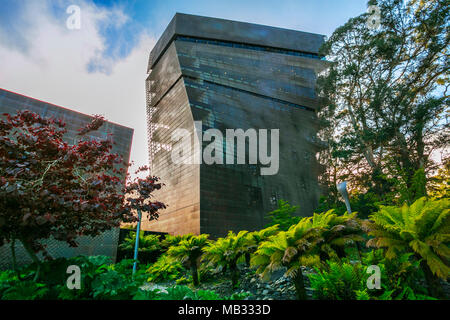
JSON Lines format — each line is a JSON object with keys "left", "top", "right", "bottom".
{"left": 90, "top": 269, "right": 141, "bottom": 300}
{"left": 252, "top": 209, "right": 365, "bottom": 299}
{"left": 167, "top": 234, "right": 210, "bottom": 286}
{"left": 1, "top": 280, "right": 48, "bottom": 300}
{"left": 243, "top": 225, "right": 280, "bottom": 266}
{"left": 167, "top": 234, "right": 209, "bottom": 263}
{"left": 245, "top": 225, "right": 280, "bottom": 253}
{"left": 265, "top": 200, "right": 301, "bottom": 231}
{"left": 316, "top": 0, "right": 449, "bottom": 204}
{"left": 247, "top": 225, "right": 280, "bottom": 244}
{"left": 184, "top": 288, "right": 222, "bottom": 300}
{"left": 366, "top": 197, "right": 450, "bottom": 298}
{"left": 362, "top": 249, "right": 426, "bottom": 298}
{"left": 308, "top": 260, "right": 366, "bottom": 300}
{"left": 146, "top": 254, "right": 185, "bottom": 283}
{"left": 133, "top": 288, "right": 162, "bottom": 300}
{"left": 0, "top": 270, "right": 18, "bottom": 298}
{"left": 119, "top": 232, "right": 161, "bottom": 253}
{"left": 160, "top": 234, "right": 193, "bottom": 250}
{"left": 133, "top": 285, "right": 249, "bottom": 300}
{"left": 428, "top": 160, "right": 450, "bottom": 199}
{"left": 366, "top": 197, "right": 450, "bottom": 280}
{"left": 394, "top": 168, "right": 429, "bottom": 204}
{"left": 56, "top": 255, "right": 148, "bottom": 300}
{"left": 118, "top": 232, "right": 163, "bottom": 264}
{"left": 203, "top": 231, "right": 249, "bottom": 287}
{"left": 308, "top": 254, "right": 435, "bottom": 300}
{"left": 175, "top": 276, "right": 192, "bottom": 285}
{"left": 251, "top": 217, "right": 321, "bottom": 299}
{"left": 310, "top": 210, "right": 365, "bottom": 260}
{"left": 224, "top": 292, "right": 250, "bottom": 300}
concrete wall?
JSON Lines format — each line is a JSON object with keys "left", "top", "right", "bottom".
{"left": 0, "top": 88, "right": 133, "bottom": 269}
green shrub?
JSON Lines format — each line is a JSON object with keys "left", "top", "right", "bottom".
{"left": 308, "top": 253, "right": 437, "bottom": 300}
{"left": 0, "top": 270, "right": 18, "bottom": 299}
{"left": 132, "top": 285, "right": 249, "bottom": 300}
{"left": 56, "top": 255, "right": 148, "bottom": 300}
{"left": 146, "top": 254, "right": 185, "bottom": 283}
{"left": 90, "top": 269, "right": 141, "bottom": 300}
{"left": 251, "top": 218, "right": 321, "bottom": 300}
{"left": 1, "top": 280, "right": 48, "bottom": 300}
{"left": 252, "top": 210, "right": 363, "bottom": 299}
{"left": 163, "top": 285, "right": 193, "bottom": 300}
{"left": 118, "top": 232, "right": 162, "bottom": 264}
{"left": 160, "top": 234, "right": 193, "bottom": 251}
{"left": 265, "top": 199, "right": 301, "bottom": 231}
{"left": 133, "top": 288, "right": 162, "bottom": 300}
{"left": 366, "top": 197, "right": 450, "bottom": 298}
{"left": 362, "top": 250, "right": 421, "bottom": 292}
{"left": 308, "top": 260, "right": 366, "bottom": 300}
{"left": 175, "top": 276, "right": 192, "bottom": 285}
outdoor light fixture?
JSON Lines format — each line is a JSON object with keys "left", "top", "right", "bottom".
{"left": 337, "top": 181, "right": 352, "bottom": 214}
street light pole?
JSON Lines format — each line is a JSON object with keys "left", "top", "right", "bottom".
{"left": 132, "top": 209, "right": 142, "bottom": 276}
{"left": 337, "top": 181, "right": 352, "bottom": 214}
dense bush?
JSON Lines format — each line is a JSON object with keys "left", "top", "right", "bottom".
{"left": 265, "top": 199, "right": 301, "bottom": 231}
{"left": 1, "top": 197, "right": 448, "bottom": 300}
{"left": 146, "top": 254, "right": 186, "bottom": 283}
{"left": 133, "top": 285, "right": 249, "bottom": 300}
{"left": 308, "top": 257, "right": 436, "bottom": 300}
{"left": 118, "top": 232, "right": 163, "bottom": 264}
{"left": 251, "top": 209, "right": 363, "bottom": 299}
{"left": 365, "top": 197, "right": 449, "bottom": 297}
{"left": 308, "top": 260, "right": 367, "bottom": 300}
{"left": 0, "top": 255, "right": 244, "bottom": 300}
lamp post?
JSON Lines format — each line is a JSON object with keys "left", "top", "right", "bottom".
{"left": 337, "top": 181, "right": 352, "bottom": 214}
{"left": 132, "top": 209, "right": 142, "bottom": 276}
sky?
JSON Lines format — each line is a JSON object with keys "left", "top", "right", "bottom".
{"left": 0, "top": 0, "right": 369, "bottom": 174}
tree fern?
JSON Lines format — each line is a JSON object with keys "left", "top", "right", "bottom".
{"left": 167, "top": 234, "right": 210, "bottom": 286}
{"left": 366, "top": 197, "right": 449, "bottom": 297}
{"left": 202, "top": 231, "right": 249, "bottom": 287}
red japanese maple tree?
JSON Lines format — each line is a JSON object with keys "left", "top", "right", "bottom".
{"left": 0, "top": 110, "right": 165, "bottom": 279}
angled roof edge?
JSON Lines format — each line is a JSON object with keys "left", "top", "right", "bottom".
{"left": 147, "top": 13, "right": 326, "bottom": 72}
{"left": 0, "top": 88, "right": 134, "bottom": 132}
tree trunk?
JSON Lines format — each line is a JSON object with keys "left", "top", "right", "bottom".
{"left": 355, "top": 242, "right": 363, "bottom": 262}
{"left": 230, "top": 261, "right": 239, "bottom": 288}
{"left": 10, "top": 238, "right": 17, "bottom": 274}
{"left": 293, "top": 268, "right": 307, "bottom": 300}
{"left": 20, "top": 239, "right": 41, "bottom": 282}
{"left": 222, "top": 265, "right": 228, "bottom": 275}
{"left": 420, "top": 260, "right": 446, "bottom": 298}
{"left": 245, "top": 253, "right": 251, "bottom": 267}
{"left": 190, "top": 261, "right": 199, "bottom": 287}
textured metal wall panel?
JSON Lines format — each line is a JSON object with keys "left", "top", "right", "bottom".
{"left": 146, "top": 15, "right": 328, "bottom": 238}
{"left": 148, "top": 13, "right": 326, "bottom": 70}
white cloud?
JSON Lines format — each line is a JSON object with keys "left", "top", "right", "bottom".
{"left": 0, "top": 1, "right": 156, "bottom": 176}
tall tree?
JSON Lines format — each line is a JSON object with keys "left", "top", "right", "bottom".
{"left": 317, "top": 0, "right": 449, "bottom": 203}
